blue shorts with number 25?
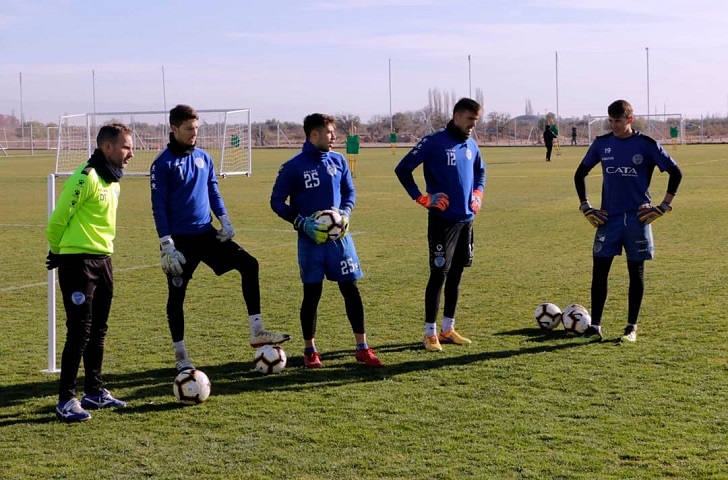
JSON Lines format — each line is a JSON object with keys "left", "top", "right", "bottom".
{"left": 593, "top": 211, "right": 654, "bottom": 261}
{"left": 298, "top": 234, "right": 363, "bottom": 284}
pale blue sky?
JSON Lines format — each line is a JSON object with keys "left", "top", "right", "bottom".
{"left": 2, "top": 0, "right": 728, "bottom": 123}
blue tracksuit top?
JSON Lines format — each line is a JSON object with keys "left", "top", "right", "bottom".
{"left": 150, "top": 146, "right": 227, "bottom": 237}
{"left": 395, "top": 128, "right": 486, "bottom": 222}
{"left": 581, "top": 131, "right": 677, "bottom": 215}
{"left": 270, "top": 140, "right": 355, "bottom": 224}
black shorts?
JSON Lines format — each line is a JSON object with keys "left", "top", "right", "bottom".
{"left": 427, "top": 215, "right": 473, "bottom": 272}
{"left": 171, "top": 228, "right": 255, "bottom": 278}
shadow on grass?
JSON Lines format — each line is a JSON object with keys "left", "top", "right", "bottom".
{"left": 1, "top": 338, "right": 584, "bottom": 426}
{"left": 494, "top": 327, "right": 573, "bottom": 342}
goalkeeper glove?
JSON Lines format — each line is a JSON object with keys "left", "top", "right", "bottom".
{"left": 416, "top": 193, "right": 449, "bottom": 211}
{"left": 331, "top": 207, "right": 351, "bottom": 240}
{"left": 216, "top": 214, "right": 236, "bottom": 242}
{"left": 579, "top": 201, "right": 608, "bottom": 227}
{"left": 46, "top": 251, "right": 60, "bottom": 270}
{"left": 637, "top": 201, "right": 672, "bottom": 224}
{"left": 160, "top": 236, "right": 186, "bottom": 276}
{"left": 471, "top": 190, "right": 483, "bottom": 214}
{"left": 294, "top": 213, "right": 327, "bottom": 244}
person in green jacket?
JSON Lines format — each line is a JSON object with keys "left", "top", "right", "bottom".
{"left": 46, "top": 123, "right": 133, "bottom": 422}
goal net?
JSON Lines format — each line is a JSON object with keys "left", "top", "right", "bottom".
{"left": 55, "top": 108, "right": 252, "bottom": 176}
{"left": 587, "top": 113, "right": 683, "bottom": 145}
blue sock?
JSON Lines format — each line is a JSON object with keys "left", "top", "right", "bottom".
{"left": 356, "top": 342, "right": 368, "bottom": 351}
{"left": 304, "top": 346, "right": 317, "bottom": 355}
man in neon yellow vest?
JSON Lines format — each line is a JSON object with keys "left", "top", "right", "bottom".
{"left": 47, "top": 123, "right": 134, "bottom": 422}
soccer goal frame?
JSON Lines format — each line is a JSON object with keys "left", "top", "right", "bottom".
{"left": 587, "top": 113, "right": 684, "bottom": 145}
{"left": 44, "top": 108, "right": 252, "bottom": 373}
{"left": 55, "top": 108, "right": 252, "bottom": 177}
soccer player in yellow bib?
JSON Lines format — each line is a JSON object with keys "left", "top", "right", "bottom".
{"left": 345, "top": 126, "right": 360, "bottom": 178}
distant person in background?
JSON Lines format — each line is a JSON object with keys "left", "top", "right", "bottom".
{"left": 543, "top": 123, "right": 557, "bottom": 161}
{"left": 574, "top": 99, "right": 683, "bottom": 344}
{"left": 270, "top": 112, "right": 382, "bottom": 369}
{"left": 151, "top": 104, "right": 290, "bottom": 372}
{"left": 395, "top": 97, "right": 486, "bottom": 352}
{"left": 550, "top": 122, "right": 562, "bottom": 155}
{"left": 571, "top": 126, "right": 578, "bottom": 146}
{"left": 46, "top": 123, "right": 133, "bottom": 422}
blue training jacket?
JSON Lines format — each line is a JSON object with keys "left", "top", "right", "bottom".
{"left": 150, "top": 146, "right": 226, "bottom": 237}
{"left": 395, "top": 128, "right": 486, "bottom": 222}
{"left": 270, "top": 140, "right": 355, "bottom": 224}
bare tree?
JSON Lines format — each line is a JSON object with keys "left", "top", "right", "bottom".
{"left": 335, "top": 113, "right": 361, "bottom": 135}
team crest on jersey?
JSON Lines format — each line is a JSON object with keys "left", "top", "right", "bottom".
{"left": 465, "top": 149, "right": 472, "bottom": 160}
{"left": 194, "top": 157, "right": 205, "bottom": 169}
{"left": 172, "top": 276, "right": 184, "bottom": 288}
{"left": 326, "top": 164, "right": 337, "bottom": 176}
{"left": 632, "top": 154, "right": 643, "bottom": 165}
{"left": 71, "top": 292, "right": 86, "bottom": 305}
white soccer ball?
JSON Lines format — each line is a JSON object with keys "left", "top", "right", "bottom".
{"left": 254, "top": 345, "right": 287, "bottom": 375}
{"left": 534, "top": 303, "right": 562, "bottom": 331}
{"left": 315, "top": 209, "right": 344, "bottom": 241}
{"left": 173, "top": 369, "right": 211, "bottom": 405}
{"left": 562, "top": 304, "right": 592, "bottom": 337}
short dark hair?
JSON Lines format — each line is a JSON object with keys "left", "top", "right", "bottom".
{"left": 607, "top": 99, "right": 633, "bottom": 119}
{"left": 96, "top": 123, "right": 131, "bottom": 147}
{"left": 169, "top": 104, "right": 199, "bottom": 127}
{"left": 303, "top": 113, "right": 335, "bottom": 138}
{"left": 453, "top": 97, "right": 482, "bottom": 116}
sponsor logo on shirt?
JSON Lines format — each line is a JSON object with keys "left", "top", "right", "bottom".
{"left": 605, "top": 166, "right": 638, "bottom": 177}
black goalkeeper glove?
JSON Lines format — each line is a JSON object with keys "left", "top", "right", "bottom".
{"left": 637, "top": 201, "right": 672, "bottom": 224}
{"left": 46, "top": 251, "right": 61, "bottom": 270}
{"left": 579, "top": 201, "right": 608, "bottom": 227}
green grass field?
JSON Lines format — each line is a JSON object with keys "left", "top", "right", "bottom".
{"left": 1, "top": 144, "right": 727, "bottom": 479}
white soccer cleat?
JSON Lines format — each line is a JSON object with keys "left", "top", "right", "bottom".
{"left": 250, "top": 329, "right": 292, "bottom": 348}
{"left": 621, "top": 324, "right": 638, "bottom": 343}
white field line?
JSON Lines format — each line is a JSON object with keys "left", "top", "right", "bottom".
{"left": 0, "top": 231, "right": 366, "bottom": 292}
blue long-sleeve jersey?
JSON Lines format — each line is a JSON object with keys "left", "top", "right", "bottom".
{"left": 150, "top": 146, "right": 226, "bottom": 237}
{"left": 580, "top": 131, "right": 678, "bottom": 215}
{"left": 270, "top": 140, "right": 355, "bottom": 224}
{"left": 395, "top": 128, "right": 486, "bottom": 222}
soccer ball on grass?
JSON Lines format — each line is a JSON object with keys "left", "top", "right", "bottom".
{"left": 254, "top": 345, "right": 287, "bottom": 375}
{"left": 173, "top": 369, "right": 211, "bottom": 405}
{"left": 562, "top": 304, "right": 592, "bottom": 337}
{"left": 315, "top": 209, "right": 345, "bottom": 241}
{"left": 533, "top": 303, "right": 562, "bottom": 331}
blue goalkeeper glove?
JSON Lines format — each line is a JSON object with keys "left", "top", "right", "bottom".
{"left": 216, "top": 214, "right": 236, "bottom": 242}
{"left": 330, "top": 207, "right": 350, "bottom": 240}
{"left": 160, "top": 236, "right": 186, "bottom": 276}
{"left": 416, "top": 193, "right": 449, "bottom": 211}
{"left": 637, "top": 201, "right": 672, "bottom": 224}
{"left": 579, "top": 201, "right": 608, "bottom": 227}
{"left": 294, "top": 213, "right": 327, "bottom": 244}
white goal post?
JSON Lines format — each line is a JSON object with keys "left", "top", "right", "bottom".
{"left": 44, "top": 108, "right": 252, "bottom": 373}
